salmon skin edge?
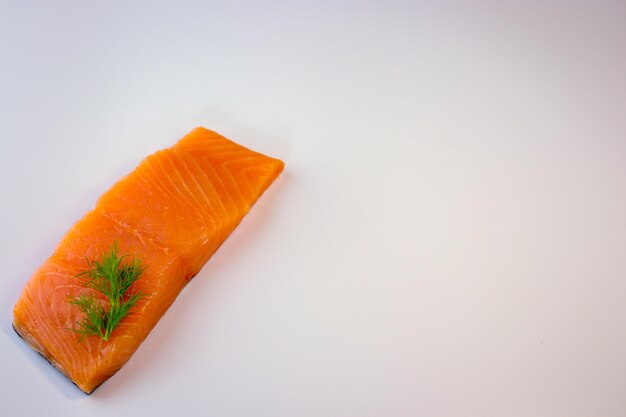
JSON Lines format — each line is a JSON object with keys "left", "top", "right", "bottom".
{"left": 13, "top": 323, "right": 103, "bottom": 394}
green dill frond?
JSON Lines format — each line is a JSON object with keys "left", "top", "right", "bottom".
{"left": 68, "top": 242, "right": 147, "bottom": 341}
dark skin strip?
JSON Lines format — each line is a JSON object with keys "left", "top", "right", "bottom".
{"left": 12, "top": 324, "right": 112, "bottom": 395}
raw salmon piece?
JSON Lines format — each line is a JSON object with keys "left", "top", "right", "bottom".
{"left": 13, "top": 128, "right": 284, "bottom": 393}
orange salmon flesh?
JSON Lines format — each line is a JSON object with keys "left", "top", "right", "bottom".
{"left": 13, "top": 127, "right": 284, "bottom": 393}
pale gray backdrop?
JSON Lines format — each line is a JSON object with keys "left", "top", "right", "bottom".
{"left": 1, "top": 1, "right": 625, "bottom": 416}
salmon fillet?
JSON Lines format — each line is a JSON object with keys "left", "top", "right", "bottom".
{"left": 13, "top": 127, "right": 284, "bottom": 394}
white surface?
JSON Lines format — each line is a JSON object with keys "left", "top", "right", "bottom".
{"left": 1, "top": 1, "right": 626, "bottom": 416}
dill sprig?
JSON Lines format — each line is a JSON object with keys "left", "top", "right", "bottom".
{"left": 68, "top": 242, "right": 147, "bottom": 341}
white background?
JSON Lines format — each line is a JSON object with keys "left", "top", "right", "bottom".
{"left": 1, "top": 1, "right": 626, "bottom": 416}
